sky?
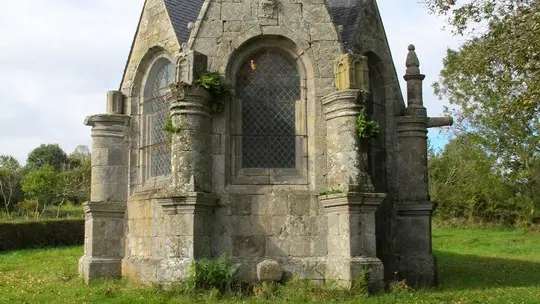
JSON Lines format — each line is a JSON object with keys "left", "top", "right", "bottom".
{"left": 0, "top": 0, "right": 465, "bottom": 164}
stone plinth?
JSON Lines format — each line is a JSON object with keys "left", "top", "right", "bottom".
{"left": 80, "top": 106, "right": 130, "bottom": 284}
{"left": 321, "top": 193, "right": 385, "bottom": 291}
{"left": 79, "top": 202, "right": 126, "bottom": 283}
{"left": 156, "top": 193, "right": 217, "bottom": 283}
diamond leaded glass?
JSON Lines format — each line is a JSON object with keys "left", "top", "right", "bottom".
{"left": 236, "top": 50, "right": 300, "bottom": 168}
{"left": 143, "top": 59, "right": 174, "bottom": 178}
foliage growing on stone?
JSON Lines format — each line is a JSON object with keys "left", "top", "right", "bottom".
{"left": 163, "top": 115, "right": 179, "bottom": 143}
{"left": 186, "top": 254, "right": 238, "bottom": 293}
{"left": 194, "top": 72, "right": 232, "bottom": 113}
{"left": 356, "top": 107, "right": 380, "bottom": 140}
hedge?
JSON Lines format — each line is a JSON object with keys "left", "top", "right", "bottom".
{"left": 0, "top": 220, "right": 84, "bottom": 251}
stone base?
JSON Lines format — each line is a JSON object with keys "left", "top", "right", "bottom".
{"left": 326, "top": 257, "right": 384, "bottom": 292}
{"left": 395, "top": 254, "right": 438, "bottom": 287}
{"left": 79, "top": 256, "right": 122, "bottom": 284}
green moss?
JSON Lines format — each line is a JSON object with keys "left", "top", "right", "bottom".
{"left": 319, "top": 188, "right": 344, "bottom": 196}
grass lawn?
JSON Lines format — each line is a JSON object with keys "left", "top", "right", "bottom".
{"left": 0, "top": 228, "right": 539, "bottom": 303}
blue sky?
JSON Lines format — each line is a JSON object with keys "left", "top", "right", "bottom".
{"left": 0, "top": 1, "right": 463, "bottom": 163}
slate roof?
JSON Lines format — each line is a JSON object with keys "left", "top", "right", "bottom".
{"left": 164, "top": 0, "right": 205, "bottom": 43}
{"left": 162, "top": 0, "right": 367, "bottom": 50}
{"left": 325, "top": 0, "right": 366, "bottom": 52}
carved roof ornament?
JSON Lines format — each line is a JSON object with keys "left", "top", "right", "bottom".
{"left": 259, "top": 0, "right": 277, "bottom": 19}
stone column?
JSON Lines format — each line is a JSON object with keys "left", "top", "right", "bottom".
{"left": 79, "top": 91, "right": 130, "bottom": 283}
{"left": 156, "top": 51, "right": 217, "bottom": 283}
{"left": 321, "top": 54, "right": 385, "bottom": 290}
{"left": 395, "top": 45, "right": 453, "bottom": 287}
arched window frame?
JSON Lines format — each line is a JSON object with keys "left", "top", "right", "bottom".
{"left": 228, "top": 40, "right": 309, "bottom": 185}
{"left": 138, "top": 54, "right": 175, "bottom": 184}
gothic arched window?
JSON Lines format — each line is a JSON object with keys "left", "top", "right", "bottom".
{"left": 236, "top": 50, "right": 301, "bottom": 169}
{"left": 142, "top": 58, "right": 174, "bottom": 179}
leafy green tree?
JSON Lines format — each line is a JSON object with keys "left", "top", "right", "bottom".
{"left": 429, "top": 134, "right": 526, "bottom": 225}
{"left": 426, "top": 0, "right": 539, "bottom": 119}
{"left": 0, "top": 155, "right": 22, "bottom": 218}
{"left": 21, "top": 165, "right": 58, "bottom": 218}
{"left": 425, "top": 0, "right": 539, "bottom": 224}
{"left": 26, "top": 144, "right": 69, "bottom": 171}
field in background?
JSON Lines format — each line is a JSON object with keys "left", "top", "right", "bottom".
{"left": 0, "top": 228, "right": 539, "bottom": 303}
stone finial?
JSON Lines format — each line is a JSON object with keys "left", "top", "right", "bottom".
{"left": 405, "top": 45, "right": 421, "bottom": 76}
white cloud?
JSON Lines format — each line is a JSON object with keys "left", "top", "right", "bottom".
{"left": 0, "top": 0, "right": 461, "bottom": 162}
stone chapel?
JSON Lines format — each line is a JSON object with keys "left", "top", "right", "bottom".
{"left": 79, "top": 0, "right": 452, "bottom": 289}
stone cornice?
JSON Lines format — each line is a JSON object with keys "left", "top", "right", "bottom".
{"left": 320, "top": 192, "right": 386, "bottom": 214}
{"left": 157, "top": 192, "right": 218, "bottom": 215}
{"left": 83, "top": 201, "right": 126, "bottom": 218}
{"left": 395, "top": 201, "right": 434, "bottom": 216}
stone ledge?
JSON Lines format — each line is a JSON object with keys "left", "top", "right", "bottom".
{"left": 83, "top": 201, "right": 126, "bottom": 218}
{"left": 319, "top": 192, "right": 386, "bottom": 214}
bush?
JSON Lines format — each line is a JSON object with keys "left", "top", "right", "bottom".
{"left": 0, "top": 219, "right": 84, "bottom": 251}
{"left": 186, "top": 254, "right": 238, "bottom": 293}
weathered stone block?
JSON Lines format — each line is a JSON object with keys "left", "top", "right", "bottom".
{"left": 257, "top": 259, "right": 283, "bottom": 282}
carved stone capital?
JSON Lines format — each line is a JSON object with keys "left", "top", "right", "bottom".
{"left": 168, "top": 85, "right": 212, "bottom": 118}
{"left": 322, "top": 89, "right": 365, "bottom": 121}
{"left": 157, "top": 192, "right": 218, "bottom": 215}
{"left": 84, "top": 114, "right": 131, "bottom": 138}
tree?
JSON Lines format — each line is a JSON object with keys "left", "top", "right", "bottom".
{"left": 21, "top": 165, "right": 58, "bottom": 218}
{"left": 424, "top": 1, "right": 540, "bottom": 224}
{"left": 426, "top": 0, "right": 540, "bottom": 119}
{"left": 0, "top": 155, "right": 21, "bottom": 218}
{"left": 428, "top": 134, "right": 528, "bottom": 225}
{"left": 26, "top": 144, "right": 69, "bottom": 171}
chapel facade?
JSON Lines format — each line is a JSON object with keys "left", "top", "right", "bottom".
{"left": 79, "top": 0, "right": 452, "bottom": 289}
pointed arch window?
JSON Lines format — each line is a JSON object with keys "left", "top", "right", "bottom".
{"left": 142, "top": 58, "right": 174, "bottom": 179}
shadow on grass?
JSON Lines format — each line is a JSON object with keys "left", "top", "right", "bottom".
{"left": 435, "top": 250, "right": 540, "bottom": 290}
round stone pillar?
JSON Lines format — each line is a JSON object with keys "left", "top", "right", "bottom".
{"left": 322, "top": 89, "right": 374, "bottom": 193}
{"left": 168, "top": 84, "right": 213, "bottom": 193}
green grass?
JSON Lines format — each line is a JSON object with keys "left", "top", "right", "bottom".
{"left": 0, "top": 228, "right": 539, "bottom": 303}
